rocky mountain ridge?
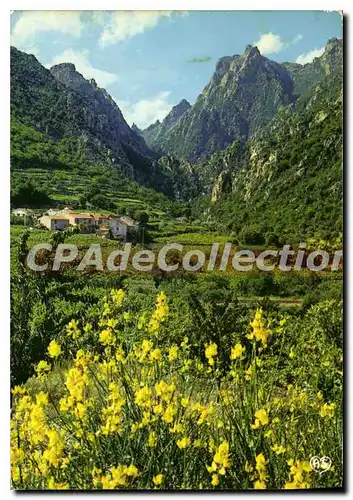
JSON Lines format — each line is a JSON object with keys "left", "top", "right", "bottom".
{"left": 141, "top": 99, "right": 191, "bottom": 147}
{"left": 144, "top": 38, "right": 342, "bottom": 163}
{"left": 10, "top": 47, "right": 163, "bottom": 187}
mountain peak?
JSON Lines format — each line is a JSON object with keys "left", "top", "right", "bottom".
{"left": 131, "top": 123, "right": 142, "bottom": 135}
{"left": 50, "top": 62, "right": 76, "bottom": 73}
{"left": 147, "top": 42, "right": 297, "bottom": 161}
{"left": 160, "top": 99, "right": 191, "bottom": 130}
{"left": 50, "top": 62, "right": 87, "bottom": 91}
{"left": 141, "top": 99, "right": 191, "bottom": 147}
{"left": 178, "top": 98, "right": 191, "bottom": 107}
{"left": 325, "top": 37, "right": 342, "bottom": 54}
{"left": 326, "top": 37, "right": 340, "bottom": 46}
{"left": 244, "top": 44, "right": 261, "bottom": 59}
{"left": 169, "top": 99, "right": 191, "bottom": 117}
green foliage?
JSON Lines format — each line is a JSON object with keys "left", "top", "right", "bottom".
{"left": 11, "top": 286, "right": 343, "bottom": 490}
{"left": 11, "top": 178, "right": 52, "bottom": 208}
{"left": 209, "top": 70, "right": 343, "bottom": 242}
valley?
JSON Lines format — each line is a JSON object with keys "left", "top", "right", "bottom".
{"left": 10, "top": 17, "right": 343, "bottom": 491}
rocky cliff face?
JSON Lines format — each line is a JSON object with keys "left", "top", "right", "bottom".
{"left": 149, "top": 38, "right": 342, "bottom": 163}
{"left": 161, "top": 99, "right": 191, "bottom": 130}
{"left": 142, "top": 99, "right": 191, "bottom": 148}
{"left": 48, "top": 61, "right": 152, "bottom": 158}
{"left": 211, "top": 170, "right": 232, "bottom": 203}
{"left": 156, "top": 155, "right": 201, "bottom": 201}
{"left": 282, "top": 38, "right": 343, "bottom": 97}
{"left": 149, "top": 45, "right": 296, "bottom": 161}
{"left": 209, "top": 66, "right": 343, "bottom": 240}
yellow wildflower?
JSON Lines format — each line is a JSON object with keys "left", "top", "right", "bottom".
{"left": 254, "top": 480, "right": 267, "bottom": 489}
{"left": 245, "top": 365, "right": 253, "bottom": 381}
{"left": 99, "top": 329, "right": 116, "bottom": 346}
{"left": 47, "top": 477, "right": 69, "bottom": 490}
{"left": 271, "top": 444, "right": 286, "bottom": 455}
{"left": 66, "top": 319, "right": 80, "bottom": 339}
{"left": 253, "top": 453, "right": 268, "bottom": 489}
{"left": 170, "top": 423, "right": 184, "bottom": 434}
{"left": 148, "top": 291, "right": 169, "bottom": 334}
{"left": 36, "top": 392, "right": 49, "bottom": 406}
{"left": 181, "top": 397, "right": 189, "bottom": 408}
{"left": 211, "top": 474, "right": 220, "bottom": 486}
{"left": 47, "top": 340, "right": 62, "bottom": 358}
{"left": 319, "top": 402, "right": 336, "bottom": 419}
{"left": 284, "top": 459, "right": 312, "bottom": 489}
{"left": 230, "top": 343, "right": 245, "bottom": 360}
{"left": 155, "top": 380, "right": 175, "bottom": 402}
{"left": 149, "top": 348, "right": 162, "bottom": 363}
{"left": 162, "top": 404, "right": 176, "bottom": 424}
{"left": 205, "top": 343, "right": 218, "bottom": 366}
{"left": 176, "top": 436, "right": 191, "bottom": 449}
{"left": 126, "top": 464, "right": 139, "bottom": 478}
{"left": 168, "top": 345, "right": 179, "bottom": 362}
{"left": 153, "top": 474, "right": 164, "bottom": 486}
{"left": 36, "top": 360, "right": 51, "bottom": 378}
{"left": 43, "top": 428, "right": 66, "bottom": 467}
{"left": 111, "top": 288, "right": 125, "bottom": 306}
{"left": 134, "top": 386, "right": 153, "bottom": 408}
{"left": 251, "top": 408, "right": 269, "bottom": 429}
{"left": 115, "top": 346, "right": 126, "bottom": 363}
{"left": 148, "top": 431, "right": 157, "bottom": 448}
{"left": 65, "top": 366, "right": 87, "bottom": 403}
{"left": 11, "top": 386, "right": 26, "bottom": 396}
{"left": 248, "top": 309, "right": 270, "bottom": 346}
{"left": 208, "top": 440, "right": 231, "bottom": 475}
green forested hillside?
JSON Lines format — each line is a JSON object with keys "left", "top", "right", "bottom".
{"left": 10, "top": 47, "right": 185, "bottom": 195}
{"left": 10, "top": 119, "right": 183, "bottom": 215}
{"left": 206, "top": 70, "right": 343, "bottom": 243}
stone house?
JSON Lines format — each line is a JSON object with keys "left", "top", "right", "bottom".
{"left": 66, "top": 213, "right": 95, "bottom": 232}
{"left": 12, "top": 208, "right": 35, "bottom": 217}
{"left": 109, "top": 216, "right": 136, "bottom": 241}
{"left": 39, "top": 215, "right": 70, "bottom": 231}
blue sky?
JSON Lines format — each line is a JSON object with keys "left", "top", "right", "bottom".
{"left": 10, "top": 10, "right": 342, "bottom": 128}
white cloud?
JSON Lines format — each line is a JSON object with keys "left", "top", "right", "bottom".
{"left": 253, "top": 32, "right": 303, "bottom": 56}
{"left": 48, "top": 49, "right": 118, "bottom": 88}
{"left": 253, "top": 33, "right": 286, "bottom": 55}
{"left": 98, "top": 11, "right": 172, "bottom": 45}
{"left": 116, "top": 92, "right": 174, "bottom": 129}
{"left": 11, "top": 11, "right": 82, "bottom": 51}
{"left": 296, "top": 46, "right": 325, "bottom": 65}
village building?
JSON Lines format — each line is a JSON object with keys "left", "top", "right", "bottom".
{"left": 92, "top": 213, "right": 111, "bottom": 227}
{"left": 12, "top": 208, "right": 35, "bottom": 217}
{"left": 65, "top": 212, "right": 95, "bottom": 233}
{"left": 37, "top": 209, "right": 137, "bottom": 241}
{"left": 109, "top": 215, "right": 136, "bottom": 240}
{"left": 47, "top": 209, "right": 59, "bottom": 216}
{"left": 39, "top": 215, "right": 70, "bottom": 231}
